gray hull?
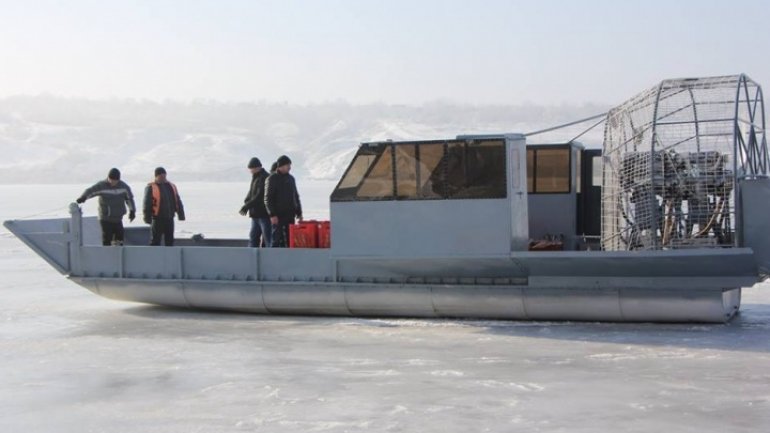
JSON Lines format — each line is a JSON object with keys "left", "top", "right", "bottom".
{"left": 4, "top": 214, "right": 759, "bottom": 323}
{"left": 75, "top": 277, "right": 743, "bottom": 323}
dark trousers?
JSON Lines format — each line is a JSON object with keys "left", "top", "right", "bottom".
{"left": 271, "top": 215, "right": 295, "bottom": 248}
{"left": 150, "top": 217, "right": 175, "bottom": 246}
{"left": 100, "top": 220, "right": 125, "bottom": 246}
{"left": 249, "top": 217, "right": 272, "bottom": 248}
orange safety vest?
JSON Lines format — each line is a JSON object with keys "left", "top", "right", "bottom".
{"left": 149, "top": 181, "right": 180, "bottom": 216}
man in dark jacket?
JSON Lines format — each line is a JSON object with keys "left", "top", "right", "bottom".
{"left": 76, "top": 168, "right": 136, "bottom": 246}
{"left": 264, "top": 155, "right": 302, "bottom": 247}
{"left": 239, "top": 157, "right": 271, "bottom": 247}
{"left": 143, "top": 167, "right": 185, "bottom": 246}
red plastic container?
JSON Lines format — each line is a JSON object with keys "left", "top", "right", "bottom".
{"left": 317, "top": 221, "right": 331, "bottom": 249}
{"left": 289, "top": 221, "right": 318, "bottom": 248}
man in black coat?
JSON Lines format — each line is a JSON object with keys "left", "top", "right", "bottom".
{"left": 264, "top": 155, "right": 303, "bottom": 247}
{"left": 143, "top": 167, "right": 185, "bottom": 246}
{"left": 239, "top": 157, "right": 271, "bottom": 247}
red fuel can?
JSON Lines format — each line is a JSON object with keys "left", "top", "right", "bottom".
{"left": 289, "top": 221, "right": 318, "bottom": 248}
{"left": 317, "top": 221, "right": 331, "bottom": 248}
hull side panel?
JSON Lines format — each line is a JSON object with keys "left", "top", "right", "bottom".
{"left": 82, "top": 279, "right": 189, "bottom": 308}
{"left": 72, "top": 278, "right": 742, "bottom": 323}
{"left": 619, "top": 288, "right": 740, "bottom": 322}
{"left": 345, "top": 285, "right": 436, "bottom": 317}
{"left": 431, "top": 285, "right": 528, "bottom": 319}
{"left": 183, "top": 282, "right": 268, "bottom": 313}
{"left": 263, "top": 284, "right": 350, "bottom": 316}
{"left": 522, "top": 287, "right": 623, "bottom": 321}
{"left": 740, "top": 178, "right": 770, "bottom": 278}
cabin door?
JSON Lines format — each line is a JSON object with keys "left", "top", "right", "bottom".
{"left": 578, "top": 149, "right": 602, "bottom": 238}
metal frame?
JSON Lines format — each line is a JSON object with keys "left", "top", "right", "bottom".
{"left": 734, "top": 74, "right": 769, "bottom": 179}
{"left": 602, "top": 74, "right": 768, "bottom": 251}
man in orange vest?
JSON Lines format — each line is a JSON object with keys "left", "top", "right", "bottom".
{"left": 142, "top": 167, "right": 185, "bottom": 246}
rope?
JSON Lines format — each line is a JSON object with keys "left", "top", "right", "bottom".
{"left": 15, "top": 204, "right": 71, "bottom": 220}
{"left": 567, "top": 116, "right": 606, "bottom": 144}
{"left": 524, "top": 112, "right": 608, "bottom": 137}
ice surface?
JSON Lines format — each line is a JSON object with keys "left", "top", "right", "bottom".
{"left": 1, "top": 184, "right": 769, "bottom": 433}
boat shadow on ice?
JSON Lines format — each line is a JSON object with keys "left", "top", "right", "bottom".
{"left": 477, "top": 303, "right": 770, "bottom": 354}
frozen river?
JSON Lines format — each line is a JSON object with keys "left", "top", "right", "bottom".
{"left": 1, "top": 183, "right": 769, "bottom": 432}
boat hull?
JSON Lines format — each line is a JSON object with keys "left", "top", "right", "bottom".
{"left": 5, "top": 214, "right": 758, "bottom": 323}
{"left": 73, "top": 277, "right": 742, "bottom": 323}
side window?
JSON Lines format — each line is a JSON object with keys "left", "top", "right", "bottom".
{"left": 535, "top": 148, "right": 570, "bottom": 193}
{"left": 527, "top": 147, "right": 572, "bottom": 194}
{"left": 444, "top": 143, "right": 466, "bottom": 197}
{"left": 357, "top": 147, "right": 394, "bottom": 198}
{"left": 331, "top": 139, "right": 508, "bottom": 201}
{"left": 447, "top": 140, "right": 506, "bottom": 199}
{"left": 338, "top": 154, "right": 377, "bottom": 189}
{"left": 394, "top": 144, "right": 418, "bottom": 198}
{"left": 331, "top": 145, "right": 384, "bottom": 201}
{"left": 592, "top": 155, "right": 603, "bottom": 187}
{"left": 418, "top": 143, "right": 445, "bottom": 199}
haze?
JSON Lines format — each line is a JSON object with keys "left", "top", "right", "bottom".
{"left": 1, "top": 0, "right": 768, "bottom": 105}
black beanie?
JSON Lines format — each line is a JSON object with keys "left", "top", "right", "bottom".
{"left": 108, "top": 168, "right": 121, "bottom": 180}
{"left": 276, "top": 155, "right": 292, "bottom": 167}
{"left": 154, "top": 167, "right": 166, "bottom": 176}
{"left": 248, "top": 157, "right": 262, "bottom": 168}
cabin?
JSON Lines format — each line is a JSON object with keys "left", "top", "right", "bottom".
{"left": 44, "top": 134, "right": 604, "bottom": 255}
{"left": 329, "top": 134, "right": 602, "bottom": 256}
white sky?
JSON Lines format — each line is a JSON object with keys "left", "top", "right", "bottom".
{"left": 1, "top": 0, "right": 768, "bottom": 105}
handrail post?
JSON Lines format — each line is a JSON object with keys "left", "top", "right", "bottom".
{"left": 68, "top": 203, "right": 83, "bottom": 276}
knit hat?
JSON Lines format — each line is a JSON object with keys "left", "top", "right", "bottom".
{"left": 107, "top": 168, "right": 121, "bottom": 180}
{"left": 270, "top": 162, "right": 278, "bottom": 173}
{"left": 154, "top": 167, "right": 167, "bottom": 176}
{"left": 247, "top": 157, "right": 262, "bottom": 168}
{"left": 276, "top": 155, "right": 292, "bottom": 167}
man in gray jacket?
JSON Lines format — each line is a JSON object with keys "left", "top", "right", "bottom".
{"left": 76, "top": 168, "right": 136, "bottom": 246}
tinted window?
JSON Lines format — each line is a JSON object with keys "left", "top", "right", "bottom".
{"left": 331, "top": 145, "right": 385, "bottom": 201}
{"left": 444, "top": 142, "right": 466, "bottom": 197}
{"left": 331, "top": 139, "right": 508, "bottom": 201}
{"left": 338, "top": 153, "right": 377, "bottom": 189}
{"left": 418, "top": 143, "right": 445, "bottom": 199}
{"left": 394, "top": 144, "right": 418, "bottom": 198}
{"left": 357, "top": 147, "right": 394, "bottom": 198}
{"left": 535, "top": 148, "right": 570, "bottom": 193}
{"left": 592, "top": 155, "right": 602, "bottom": 187}
{"left": 446, "top": 140, "right": 506, "bottom": 199}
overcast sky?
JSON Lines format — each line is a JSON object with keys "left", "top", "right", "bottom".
{"left": 1, "top": 0, "right": 768, "bottom": 105}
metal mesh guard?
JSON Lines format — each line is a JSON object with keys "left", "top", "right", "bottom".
{"left": 601, "top": 75, "right": 768, "bottom": 251}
